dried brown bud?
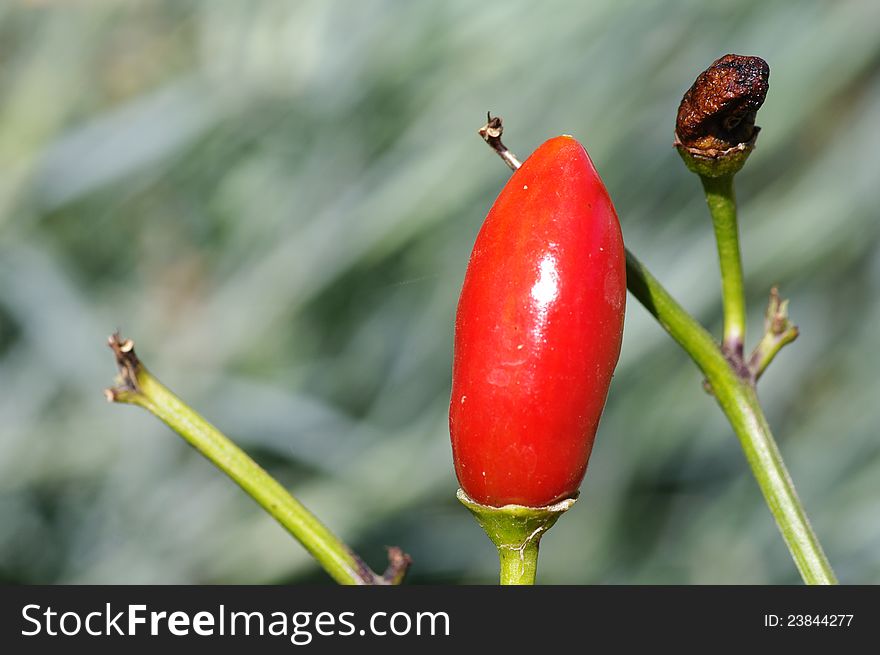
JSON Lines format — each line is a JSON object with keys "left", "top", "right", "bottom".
{"left": 674, "top": 54, "right": 769, "bottom": 176}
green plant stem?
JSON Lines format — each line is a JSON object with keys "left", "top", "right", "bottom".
{"left": 625, "top": 251, "right": 837, "bottom": 584}
{"left": 701, "top": 174, "right": 746, "bottom": 359}
{"left": 498, "top": 542, "right": 539, "bottom": 585}
{"left": 749, "top": 288, "right": 799, "bottom": 382}
{"left": 456, "top": 489, "right": 575, "bottom": 585}
{"left": 121, "top": 372, "right": 369, "bottom": 584}
{"left": 106, "top": 337, "right": 407, "bottom": 585}
{"left": 750, "top": 326, "right": 799, "bottom": 381}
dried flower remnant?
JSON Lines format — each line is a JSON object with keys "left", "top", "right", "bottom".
{"left": 676, "top": 54, "right": 769, "bottom": 157}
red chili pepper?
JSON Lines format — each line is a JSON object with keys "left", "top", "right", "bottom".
{"left": 450, "top": 136, "right": 626, "bottom": 508}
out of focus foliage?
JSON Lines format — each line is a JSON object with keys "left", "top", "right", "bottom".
{"left": 1, "top": 0, "right": 878, "bottom": 584}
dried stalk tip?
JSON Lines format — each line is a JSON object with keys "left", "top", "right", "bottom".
{"left": 765, "top": 286, "right": 798, "bottom": 338}
{"left": 478, "top": 112, "right": 504, "bottom": 141}
{"left": 674, "top": 54, "right": 769, "bottom": 176}
{"left": 382, "top": 546, "right": 413, "bottom": 585}
{"left": 478, "top": 112, "right": 522, "bottom": 171}
{"left": 105, "top": 332, "right": 142, "bottom": 401}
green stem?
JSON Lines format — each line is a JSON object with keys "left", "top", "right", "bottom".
{"left": 106, "top": 337, "right": 406, "bottom": 585}
{"left": 701, "top": 174, "right": 746, "bottom": 359}
{"left": 748, "top": 288, "right": 799, "bottom": 382}
{"left": 498, "top": 542, "right": 540, "bottom": 585}
{"left": 750, "top": 326, "right": 799, "bottom": 381}
{"left": 457, "top": 489, "right": 575, "bottom": 585}
{"left": 625, "top": 251, "right": 837, "bottom": 584}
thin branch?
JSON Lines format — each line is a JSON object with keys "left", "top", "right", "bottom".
{"left": 106, "top": 333, "right": 410, "bottom": 585}
{"left": 749, "top": 286, "right": 799, "bottom": 381}
{"left": 701, "top": 174, "right": 748, "bottom": 367}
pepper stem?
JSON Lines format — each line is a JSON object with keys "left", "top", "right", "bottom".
{"left": 624, "top": 252, "right": 837, "bottom": 584}
{"left": 105, "top": 334, "right": 410, "bottom": 585}
{"left": 701, "top": 173, "right": 747, "bottom": 364}
{"left": 478, "top": 113, "right": 522, "bottom": 171}
{"left": 457, "top": 489, "right": 576, "bottom": 585}
{"left": 498, "top": 540, "right": 540, "bottom": 585}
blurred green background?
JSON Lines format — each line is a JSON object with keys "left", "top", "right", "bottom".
{"left": 1, "top": 0, "right": 878, "bottom": 584}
